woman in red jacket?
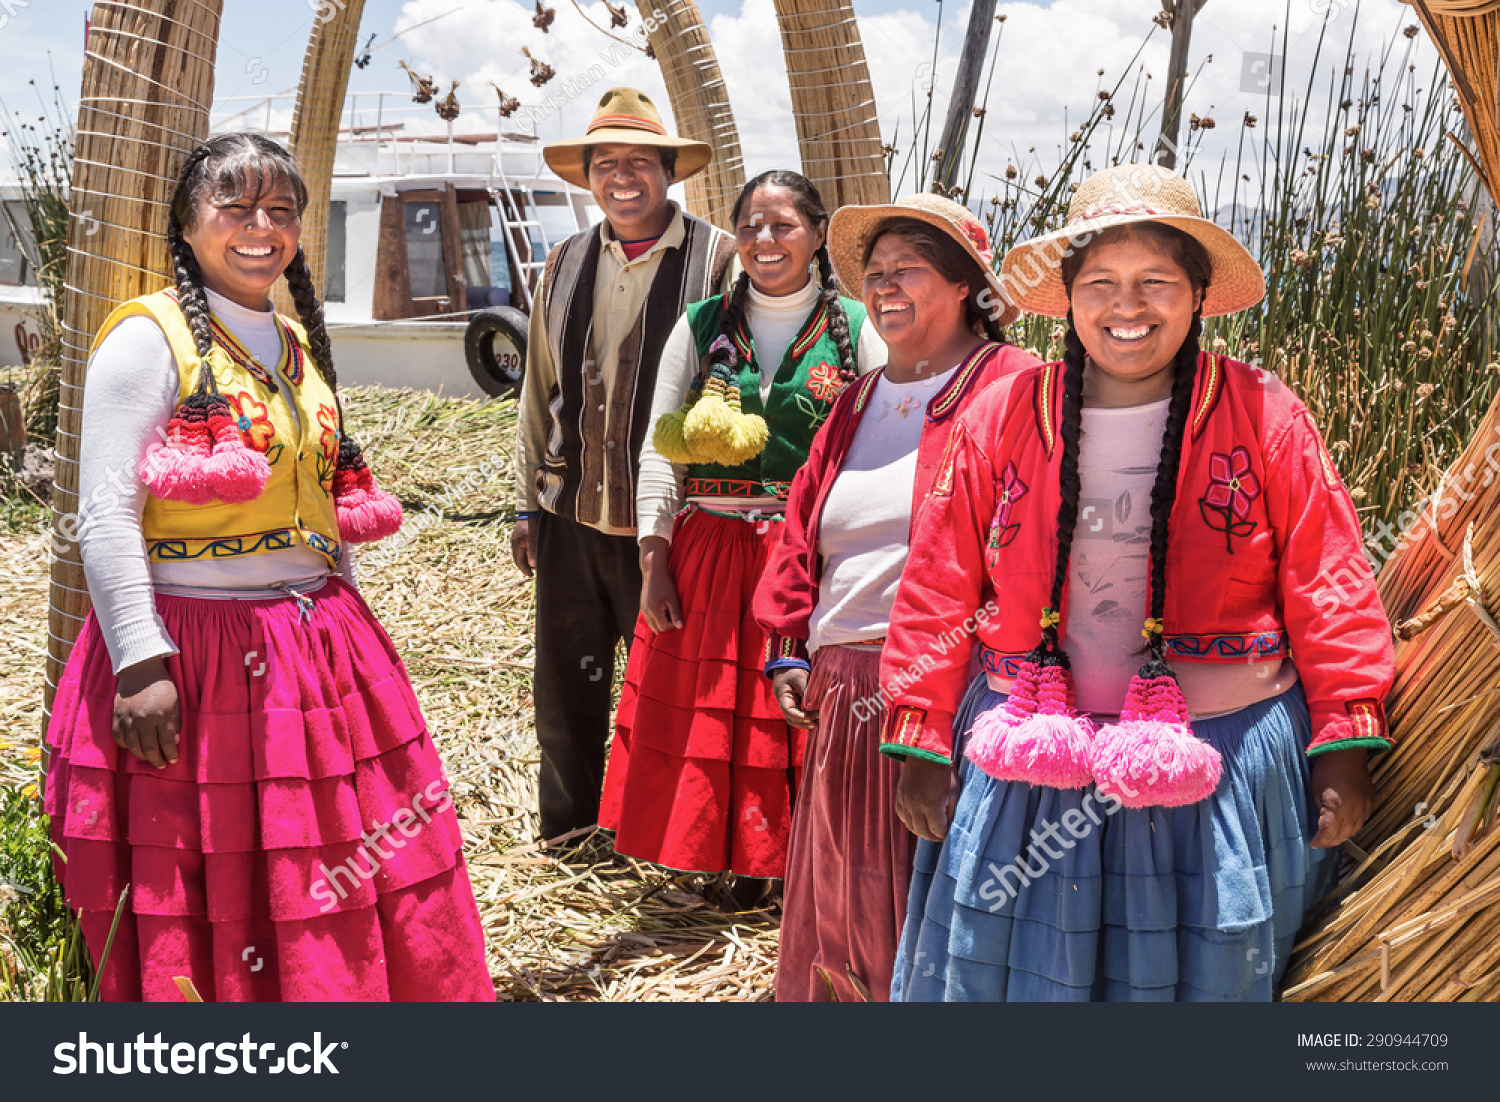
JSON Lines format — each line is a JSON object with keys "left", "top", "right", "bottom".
{"left": 753, "top": 194, "right": 1037, "bottom": 1001}
{"left": 879, "top": 165, "right": 1394, "bottom": 1000}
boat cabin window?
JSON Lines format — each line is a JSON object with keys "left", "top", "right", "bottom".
{"left": 403, "top": 200, "right": 448, "bottom": 299}
{"left": 0, "top": 202, "right": 29, "bottom": 287}
{"left": 325, "top": 200, "right": 346, "bottom": 304}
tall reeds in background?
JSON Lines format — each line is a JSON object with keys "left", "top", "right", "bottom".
{"left": 892, "top": 7, "right": 1498, "bottom": 536}
{"left": 2, "top": 79, "right": 73, "bottom": 447}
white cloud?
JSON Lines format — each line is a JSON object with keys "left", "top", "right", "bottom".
{"left": 387, "top": 0, "right": 1439, "bottom": 203}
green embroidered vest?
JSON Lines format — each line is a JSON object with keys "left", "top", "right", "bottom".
{"left": 683, "top": 292, "right": 868, "bottom": 499}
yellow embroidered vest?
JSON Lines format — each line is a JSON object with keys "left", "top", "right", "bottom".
{"left": 91, "top": 290, "right": 343, "bottom": 568}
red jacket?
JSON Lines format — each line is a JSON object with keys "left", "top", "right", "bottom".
{"left": 754, "top": 341, "right": 1041, "bottom": 669}
{"left": 879, "top": 353, "right": 1395, "bottom": 764}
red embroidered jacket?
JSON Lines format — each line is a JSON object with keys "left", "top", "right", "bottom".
{"left": 753, "top": 341, "right": 1040, "bottom": 669}
{"left": 879, "top": 353, "right": 1395, "bottom": 764}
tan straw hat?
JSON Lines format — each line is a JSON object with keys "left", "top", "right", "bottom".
{"left": 999, "top": 163, "right": 1264, "bottom": 319}
{"left": 828, "top": 192, "right": 1021, "bottom": 329}
{"left": 543, "top": 87, "right": 713, "bottom": 190}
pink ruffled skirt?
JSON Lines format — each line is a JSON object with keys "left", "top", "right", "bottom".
{"left": 44, "top": 578, "right": 494, "bottom": 1002}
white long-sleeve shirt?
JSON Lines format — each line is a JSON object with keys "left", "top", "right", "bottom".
{"left": 78, "top": 287, "right": 354, "bottom": 674}
{"left": 635, "top": 285, "right": 886, "bottom": 543}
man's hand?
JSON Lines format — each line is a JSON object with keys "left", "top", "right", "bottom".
{"left": 511, "top": 516, "right": 536, "bottom": 578}
{"left": 896, "top": 756, "right": 958, "bottom": 843}
{"left": 1309, "top": 746, "right": 1374, "bottom": 849}
{"left": 113, "top": 656, "right": 180, "bottom": 769}
{"left": 772, "top": 667, "right": 817, "bottom": 729}
{"left": 639, "top": 536, "right": 683, "bottom": 633}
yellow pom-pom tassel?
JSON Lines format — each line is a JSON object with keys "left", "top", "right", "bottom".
{"left": 683, "top": 373, "right": 769, "bottom": 466}
{"left": 653, "top": 381, "right": 703, "bottom": 464}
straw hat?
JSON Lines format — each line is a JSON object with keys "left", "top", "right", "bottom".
{"left": 543, "top": 87, "right": 713, "bottom": 190}
{"left": 999, "top": 163, "right": 1265, "bottom": 319}
{"left": 828, "top": 192, "right": 1021, "bottom": 329}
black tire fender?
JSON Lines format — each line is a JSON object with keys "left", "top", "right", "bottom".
{"left": 464, "top": 305, "right": 529, "bottom": 398}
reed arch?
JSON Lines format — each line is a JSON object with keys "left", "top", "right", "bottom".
{"left": 44, "top": 0, "right": 226, "bottom": 718}
{"left": 772, "top": 0, "right": 889, "bottom": 210}
{"left": 635, "top": 0, "right": 747, "bottom": 229}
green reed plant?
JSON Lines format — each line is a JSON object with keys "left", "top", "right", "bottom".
{"left": 2, "top": 77, "right": 73, "bottom": 447}
{"left": 0, "top": 783, "right": 98, "bottom": 1001}
{"left": 954, "top": 5, "right": 1496, "bottom": 533}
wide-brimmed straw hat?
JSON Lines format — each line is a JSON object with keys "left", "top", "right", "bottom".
{"left": 828, "top": 192, "right": 1021, "bottom": 329}
{"left": 543, "top": 87, "right": 713, "bottom": 190}
{"left": 999, "top": 163, "right": 1265, "bottom": 319}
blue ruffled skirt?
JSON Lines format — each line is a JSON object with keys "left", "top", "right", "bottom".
{"left": 892, "top": 678, "right": 1337, "bottom": 1002}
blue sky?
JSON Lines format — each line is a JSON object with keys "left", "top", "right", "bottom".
{"left": 0, "top": 0, "right": 1438, "bottom": 193}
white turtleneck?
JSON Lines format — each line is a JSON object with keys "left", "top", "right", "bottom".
{"left": 634, "top": 277, "right": 887, "bottom": 544}
{"left": 78, "top": 287, "right": 353, "bottom": 675}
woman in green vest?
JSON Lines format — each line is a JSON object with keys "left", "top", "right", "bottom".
{"left": 599, "top": 170, "right": 885, "bottom": 905}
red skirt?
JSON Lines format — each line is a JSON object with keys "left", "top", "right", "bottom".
{"left": 600, "top": 508, "right": 801, "bottom": 878}
{"left": 775, "top": 645, "right": 915, "bottom": 1002}
{"left": 44, "top": 578, "right": 494, "bottom": 1002}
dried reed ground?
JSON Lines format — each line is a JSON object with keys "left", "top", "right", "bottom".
{"left": 0, "top": 385, "right": 779, "bottom": 1002}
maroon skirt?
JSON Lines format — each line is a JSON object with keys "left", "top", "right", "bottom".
{"left": 44, "top": 578, "right": 494, "bottom": 1002}
{"left": 600, "top": 508, "right": 801, "bottom": 878}
{"left": 775, "top": 645, "right": 915, "bottom": 1002}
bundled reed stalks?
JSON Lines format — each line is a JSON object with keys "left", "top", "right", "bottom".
{"left": 1282, "top": 0, "right": 1500, "bottom": 1003}
{"left": 43, "top": 1, "right": 224, "bottom": 718}
{"left": 635, "top": 0, "right": 745, "bottom": 230}
{"left": 277, "top": 0, "right": 367, "bottom": 305}
{"left": 772, "top": 0, "right": 889, "bottom": 208}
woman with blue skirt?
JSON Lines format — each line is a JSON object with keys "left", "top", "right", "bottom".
{"left": 877, "top": 164, "right": 1396, "bottom": 1001}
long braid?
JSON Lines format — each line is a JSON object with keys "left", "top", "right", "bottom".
{"left": 166, "top": 215, "right": 218, "bottom": 394}
{"left": 709, "top": 269, "right": 752, "bottom": 372}
{"left": 282, "top": 246, "right": 338, "bottom": 396}
{"left": 814, "top": 244, "right": 859, "bottom": 381}
{"left": 1037, "top": 323, "right": 1088, "bottom": 658}
{"left": 1139, "top": 314, "right": 1203, "bottom": 675}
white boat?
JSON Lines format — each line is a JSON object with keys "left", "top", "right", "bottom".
{"left": 0, "top": 89, "right": 604, "bottom": 400}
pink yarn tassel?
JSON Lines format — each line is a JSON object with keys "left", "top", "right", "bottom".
{"left": 336, "top": 486, "right": 404, "bottom": 543}
{"left": 201, "top": 414, "right": 272, "bottom": 503}
{"left": 1091, "top": 675, "right": 1222, "bottom": 808}
{"left": 966, "top": 661, "right": 1095, "bottom": 789}
{"left": 140, "top": 445, "right": 221, "bottom": 505}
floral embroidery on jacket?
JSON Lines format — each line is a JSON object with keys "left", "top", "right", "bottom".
{"left": 987, "top": 462, "right": 1028, "bottom": 562}
{"left": 1199, "top": 445, "right": 1260, "bottom": 552}
{"left": 316, "top": 403, "right": 340, "bottom": 487}
{"left": 805, "top": 360, "right": 842, "bottom": 403}
{"left": 227, "top": 392, "right": 275, "bottom": 453}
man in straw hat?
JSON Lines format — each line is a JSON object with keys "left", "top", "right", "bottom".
{"left": 512, "top": 87, "right": 736, "bottom": 843}
{"left": 877, "top": 162, "right": 1389, "bottom": 1000}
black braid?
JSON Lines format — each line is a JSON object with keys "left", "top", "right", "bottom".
{"left": 709, "top": 269, "right": 752, "bottom": 373}
{"left": 283, "top": 246, "right": 338, "bottom": 395}
{"left": 1033, "top": 323, "right": 1088, "bottom": 663}
{"left": 813, "top": 244, "right": 859, "bottom": 382}
{"left": 1138, "top": 314, "right": 1203, "bottom": 677}
{"left": 166, "top": 214, "right": 218, "bottom": 395}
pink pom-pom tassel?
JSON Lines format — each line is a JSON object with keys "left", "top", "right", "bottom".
{"left": 336, "top": 485, "right": 404, "bottom": 543}
{"left": 966, "top": 661, "right": 1095, "bottom": 789}
{"left": 1091, "top": 675, "right": 1222, "bottom": 808}
{"left": 201, "top": 414, "right": 272, "bottom": 504}
{"left": 139, "top": 444, "right": 219, "bottom": 505}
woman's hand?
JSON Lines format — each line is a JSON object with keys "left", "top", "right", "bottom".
{"left": 772, "top": 667, "right": 817, "bottom": 729}
{"left": 1308, "top": 747, "right": 1374, "bottom": 849}
{"left": 896, "top": 756, "right": 958, "bottom": 843}
{"left": 113, "top": 656, "right": 181, "bottom": 769}
{"left": 639, "top": 536, "right": 683, "bottom": 633}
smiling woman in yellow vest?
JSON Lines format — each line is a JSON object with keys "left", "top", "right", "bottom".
{"left": 598, "top": 171, "right": 886, "bottom": 906}
{"left": 43, "top": 133, "right": 494, "bottom": 1002}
